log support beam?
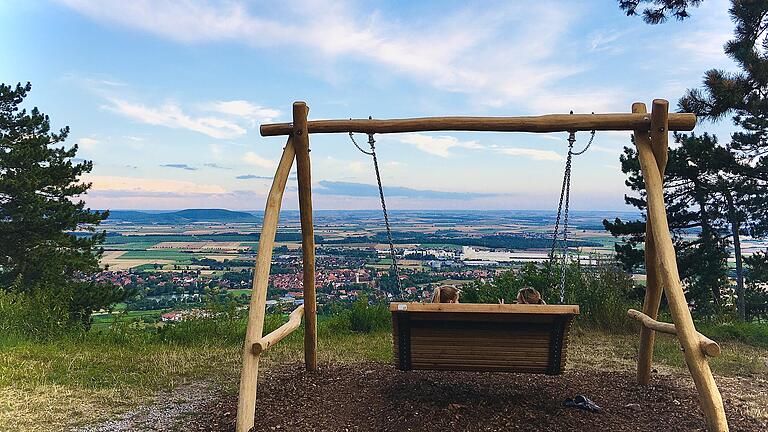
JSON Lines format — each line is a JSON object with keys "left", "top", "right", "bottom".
{"left": 628, "top": 309, "right": 721, "bottom": 357}
{"left": 252, "top": 305, "right": 305, "bottom": 355}
{"left": 294, "top": 101, "right": 318, "bottom": 372}
{"left": 633, "top": 100, "right": 728, "bottom": 431}
{"left": 635, "top": 100, "right": 670, "bottom": 386}
{"left": 236, "top": 138, "right": 296, "bottom": 432}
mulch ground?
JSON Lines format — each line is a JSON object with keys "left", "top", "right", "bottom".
{"left": 190, "top": 363, "right": 765, "bottom": 431}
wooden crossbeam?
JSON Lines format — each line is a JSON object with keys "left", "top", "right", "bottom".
{"left": 627, "top": 309, "right": 721, "bottom": 357}
{"left": 252, "top": 305, "right": 305, "bottom": 355}
{"left": 260, "top": 113, "right": 696, "bottom": 136}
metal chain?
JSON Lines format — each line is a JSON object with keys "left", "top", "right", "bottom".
{"left": 550, "top": 127, "right": 595, "bottom": 304}
{"left": 349, "top": 127, "right": 402, "bottom": 295}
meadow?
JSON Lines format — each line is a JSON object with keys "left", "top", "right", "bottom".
{"left": 1, "top": 310, "right": 766, "bottom": 432}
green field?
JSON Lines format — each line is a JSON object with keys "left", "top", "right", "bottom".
{"left": 120, "top": 250, "right": 198, "bottom": 262}
{"left": 103, "top": 241, "right": 159, "bottom": 250}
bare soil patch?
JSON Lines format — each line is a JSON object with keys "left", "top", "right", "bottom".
{"left": 189, "top": 363, "right": 766, "bottom": 431}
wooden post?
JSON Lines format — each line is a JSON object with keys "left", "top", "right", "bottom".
{"left": 235, "top": 138, "right": 296, "bottom": 432}
{"left": 293, "top": 101, "right": 318, "bottom": 371}
{"left": 634, "top": 101, "right": 728, "bottom": 431}
{"left": 634, "top": 100, "right": 669, "bottom": 385}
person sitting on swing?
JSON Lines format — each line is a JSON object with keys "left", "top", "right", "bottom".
{"left": 431, "top": 285, "right": 460, "bottom": 303}
{"left": 516, "top": 287, "right": 546, "bottom": 305}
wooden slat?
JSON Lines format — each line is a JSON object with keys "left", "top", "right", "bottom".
{"left": 390, "top": 303, "right": 579, "bottom": 314}
{"left": 411, "top": 364, "right": 551, "bottom": 373}
{"left": 408, "top": 312, "right": 558, "bottom": 324}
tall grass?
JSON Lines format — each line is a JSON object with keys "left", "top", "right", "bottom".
{"left": 0, "top": 290, "right": 76, "bottom": 340}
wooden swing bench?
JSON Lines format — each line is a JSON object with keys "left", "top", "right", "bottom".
{"left": 391, "top": 303, "right": 579, "bottom": 374}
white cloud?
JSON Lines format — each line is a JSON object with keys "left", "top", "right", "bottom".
{"left": 209, "top": 143, "right": 224, "bottom": 160}
{"left": 243, "top": 151, "right": 276, "bottom": 169}
{"left": 103, "top": 98, "right": 247, "bottom": 139}
{"left": 58, "top": 0, "right": 613, "bottom": 108}
{"left": 206, "top": 100, "right": 280, "bottom": 125}
{"left": 396, "top": 133, "right": 483, "bottom": 158}
{"left": 86, "top": 175, "right": 227, "bottom": 194}
{"left": 496, "top": 147, "right": 562, "bottom": 161}
{"left": 77, "top": 137, "right": 99, "bottom": 148}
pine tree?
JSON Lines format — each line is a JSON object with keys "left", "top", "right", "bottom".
{"left": 618, "top": 0, "right": 704, "bottom": 24}
{"left": 0, "top": 82, "right": 129, "bottom": 326}
{"left": 604, "top": 133, "right": 732, "bottom": 315}
{"left": 679, "top": 0, "right": 768, "bottom": 319}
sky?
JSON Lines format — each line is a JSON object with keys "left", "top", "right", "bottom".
{"left": 0, "top": 0, "right": 741, "bottom": 211}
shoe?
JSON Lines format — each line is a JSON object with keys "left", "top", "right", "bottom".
{"left": 564, "top": 394, "right": 602, "bottom": 413}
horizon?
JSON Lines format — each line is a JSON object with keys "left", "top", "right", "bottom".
{"left": 1, "top": 0, "right": 739, "bottom": 211}
{"left": 102, "top": 208, "right": 642, "bottom": 214}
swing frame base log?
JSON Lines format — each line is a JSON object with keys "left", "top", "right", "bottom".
{"left": 237, "top": 100, "right": 729, "bottom": 432}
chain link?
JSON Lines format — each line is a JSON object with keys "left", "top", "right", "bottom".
{"left": 349, "top": 127, "right": 402, "bottom": 295}
{"left": 550, "top": 127, "right": 594, "bottom": 304}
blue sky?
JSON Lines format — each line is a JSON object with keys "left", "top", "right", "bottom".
{"left": 0, "top": 0, "right": 739, "bottom": 211}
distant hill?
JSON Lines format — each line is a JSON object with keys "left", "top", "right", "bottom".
{"left": 106, "top": 209, "right": 260, "bottom": 224}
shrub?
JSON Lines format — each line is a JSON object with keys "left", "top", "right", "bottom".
{"left": 0, "top": 288, "right": 76, "bottom": 340}
{"left": 461, "top": 261, "right": 637, "bottom": 331}
{"left": 697, "top": 321, "right": 768, "bottom": 348}
{"left": 324, "top": 298, "right": 391, "bottom": 334}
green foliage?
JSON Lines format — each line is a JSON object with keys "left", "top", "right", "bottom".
{"left": 604, "top": 133, "right": 741, "bottom": 317}
{"left": 0, "top": 289, "right": 75, "bottom": 339}
{"left": 325, "top": 298, "right": 391, "bottom": 334}
{"left": 697, "top": 321, "right": 768, "bottom": 348}
{"left": 0, "top": 82, "right": 128, "bottom": 325}
{"left": 744, "top": 251, "right": 768, "bottom": 321}
{"left": 462, "top": 262, "right": 637, "bottom": 330}
{"left": 618, "top": 0, "right": 703, "bottom": 24}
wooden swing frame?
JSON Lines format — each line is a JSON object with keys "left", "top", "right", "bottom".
{"left": 235, "top": 100, "right": 729, "bottom": 432}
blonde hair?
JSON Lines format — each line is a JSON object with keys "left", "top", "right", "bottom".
{"left": 516, "top": 287, "right": 546, "bottom": 305}
{"left": 431, "top": 285, "right": 460, "bottom": 303}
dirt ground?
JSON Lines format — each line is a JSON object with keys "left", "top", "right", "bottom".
{"left": 188, "top": 363, "right": 767, "bottom": 432}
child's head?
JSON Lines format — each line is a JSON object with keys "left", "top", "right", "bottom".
{"left": 516, "top": 287, "right": 544, "bottom": 304}
{"left": 432, "top": 285, "right": 460, "bottom": 303}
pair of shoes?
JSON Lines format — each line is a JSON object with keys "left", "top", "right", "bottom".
{"left": 564, "top": 394, "right": 602, "bottom": 413}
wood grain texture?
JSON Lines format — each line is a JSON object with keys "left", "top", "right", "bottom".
{"left": 260, "top": 113, "right": 696, "bottom": 136}
{"left": 389, "top": 302, "right": 579, "bottom": 314}
{"left": 635, "top": 121, "right": 728, "bottom": 431}
{"left": 293, "top": 101, "right": 318, "bottom": 372}
{"left": 628, "top": 309, "right": 720, "bottom": 357}
{"left": 236, "top": 138, "right": 295, "bottom": 432}
{"left": 635, "top": 101, "right": 671, "bottom": 386}
{"left": 251, "top": 305, "right": 305, "bottom": 355}
{"left": 391, "top": 310, "right": 575, "bottom": 375}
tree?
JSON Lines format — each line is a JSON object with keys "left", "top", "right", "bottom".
{"left": 743, "top": 251, "right": 768, "bottom": 321}
{"left": 679, "top": 0, "right": 768, "bottom": 319}
{"left": 604, "top": 133, "right": 732, "bottom": 315}
{"left": 618, "top": 0, "right": 768, "bottom": 320}
{"left": 618, "top": 0, "right": 704, "bottom": 24}
{"left": 0, "top": 82, "right": 129, "bottom": 326}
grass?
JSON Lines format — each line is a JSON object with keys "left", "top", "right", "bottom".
{"left": 1, "top": 314, "right": 766, "bottom": 432}
{"left": 0, "top": 317, "right": 392, "bottom": 431}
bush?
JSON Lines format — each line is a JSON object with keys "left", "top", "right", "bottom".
{"left": 697, "top": 321, "right": 768, "bottom": 348}
{"left": 0, "top": 289, "right": 77, "bottom": 340}
{"left": 324, "top": 298, "right": 391, "bottom": 334}
{"left": 461, "top": 261, "right": 637, "bottom": 331}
